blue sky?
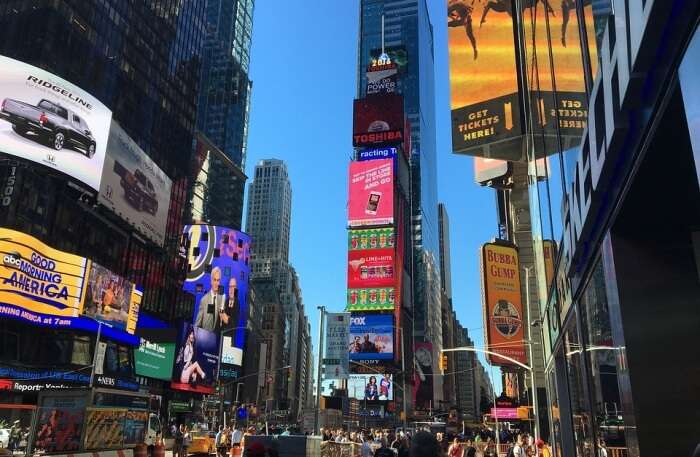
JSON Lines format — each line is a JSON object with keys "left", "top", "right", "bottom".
{"left": 244, "top": 1, "right": 502, "bottom": 393}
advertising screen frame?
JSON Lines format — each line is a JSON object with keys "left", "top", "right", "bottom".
{"left": 170, "top": 321, "right": 219, "bottom": 394}
{"left": 99, "top": 120, "right": 172, "bottom": 246}
{"left": 348, "top": 314, "right": 393, "bottom": 361}
{"left": 0, "top": 55, "right": 112, "bottom": 191}
{"left": 348, "top": 373, "right": 394, "bottom": 401}
{"left": 348, "top": 159, "right": 394, "bottom": 228}
{"left": 353, "top": 95, "right": 405, "bottom": 148}
{"left": 481, "top": 242, "right": 527, "bottom": 366}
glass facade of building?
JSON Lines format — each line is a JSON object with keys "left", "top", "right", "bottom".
{"left": 197, "top": 0, "right": 254, "bottom": 169}
{"left": 520, "top": 1, "right": 700, "bottom": 455}
{"left": 357, "top": 0, "right": 440, "bottom": 357}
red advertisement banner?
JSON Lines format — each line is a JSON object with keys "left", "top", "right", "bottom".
{"left": 347, "top": 248, "right": 395, "bottom": 289}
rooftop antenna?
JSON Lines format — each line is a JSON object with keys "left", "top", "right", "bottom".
{"left": 380, "top": 14, "right": 389, "bottom": 63}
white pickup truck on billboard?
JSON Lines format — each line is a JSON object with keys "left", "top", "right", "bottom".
{"left": 0, "top": 55, "right": 112, "bottom": 191}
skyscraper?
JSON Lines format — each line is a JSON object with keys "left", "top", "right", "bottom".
{"left": 197, "top": 0, "right": 254, "bottom": 169}
{"left": 357, "top": 0, "right": 441, "bottom": 408}
{"left": 245, "top": 159, "right": 308, "bottom": 419}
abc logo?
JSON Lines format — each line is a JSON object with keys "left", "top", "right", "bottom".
{"left": 2, "top": 252, "right": 21, "bottom": 267}
{"left": 351, "top": 317, "right": 366, "bottom": 325}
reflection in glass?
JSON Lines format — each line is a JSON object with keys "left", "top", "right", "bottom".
{"left": 564, "top": 317, "right": 594, "bottom": 456}
{"left": 580, "top": 260, "right": 638, "bottom": 455}
{"left": 548, "top": 369, "right": 563, "bottom": 456}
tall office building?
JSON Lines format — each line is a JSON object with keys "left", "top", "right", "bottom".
{"left": 245, "top": 159, "right": 309, "bottom": 419}
{"left": 0, "top": 0, "right": 205, "bottom": 417}
{"left": 197, "top": 0, "right": 254, "bottom": 169}
{"left": 357, "top": 0, "right": 441, "bottom": 409}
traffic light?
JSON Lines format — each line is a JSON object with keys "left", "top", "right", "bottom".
{"left": 439, "top": 354, "right": 448, "bottom": 373}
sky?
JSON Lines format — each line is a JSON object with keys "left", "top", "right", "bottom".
{"left": 244, "top": 1, "right": 502, "bottom": 392}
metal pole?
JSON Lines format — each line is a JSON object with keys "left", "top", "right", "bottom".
{"left": 314, "top": 306, "right": 326, "bottom": 435}
{"left": 400, "top": 327, "right": 407, "bottom": 430}
{"left": 490, "top": 365, "right": 500, "bottom": 454}
{"left": 525, "top": 267, "right": 539, "bottom": 439}
{"left": 89, "top": 322, "right": 102, "bottom": 388}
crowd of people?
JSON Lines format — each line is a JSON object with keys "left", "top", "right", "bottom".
{"left": 319, "top": 427, "right": 554, "bottom": 457}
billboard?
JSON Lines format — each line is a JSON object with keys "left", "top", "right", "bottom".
{"left": 348, "top": 227, "right": 395, "bottom": 251}
{"left": 83, "top": 260, "right": 141, "bottom": 334}
{"left": 0, "top": 55, "right": 112, "bottom": 191}
{"left": 447, "top": 0, "right": 522, "bottom": 158}
{"left": 358, "top": 146, "right": 398, "bottom": 162}
{"left": 182, "top": 225, "right": 251, "bottom": 362}
{"left": 171, "top": 321, "right": 219, "bottom": 394}
{"left": 348, "top": 159, "right": 394, "bottom": 227}
{"left": 481, "top": 242, "right": 527, "bottom": 366}
{"left": 348, "top": 374, "right": 393, "bottom": 401}
{"left": 347, "top": 287, "right": 395, "bottom": 312}
{"left": 348, "top": 314, "right": 393, "bottom": 361}
{"left": 99, "top": 121, "right": 172, "bottom": 246}
{"left": 221, "top": 334, "right": 243, "bottom": 366}
{"left": 366, "top": 53, "right": 398, "bottom": 96}
{"left": 33, "top": 393, "right": 87, "bottom": 453}
{"left": 353, "top": 95, "right": 404, "bottom": 147}
{"left": 323, "top": 312, "right": 350, "bottom": 379}
{"left": 347, "top": 248, "right": 395, "bottom": 289}
{"left": 0, "top": 228, "right": 140, "bottom": 343}
{"left": 414, "top": 342, "right": 434, "bottom": 410}
{"left": 369, "top": 46, "right": 408, "bottom": 74}
{"left": 134, "top": 337, "right": 176, "bottom": 381}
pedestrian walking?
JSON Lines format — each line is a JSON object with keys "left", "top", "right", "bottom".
{"left": 174, "top": 424, "right": 184, "bottom": 457}
{"left": 182, "top": 426, "right": 192, "bottom": 457}
{"left": 231, "top": 425, "right": 243, "bottom": 448}
{"left": 536, "top": 439, "right": 552, "bottom": 457}
{"left": 448, "top": 437, "right": 464, "bottom": 457}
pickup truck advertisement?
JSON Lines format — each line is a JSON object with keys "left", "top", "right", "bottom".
{"left": 99, "top": 121, "right": 172, "bottom": 246}
{"left": 0, "top": 55, "right": 112, "bottom": 191}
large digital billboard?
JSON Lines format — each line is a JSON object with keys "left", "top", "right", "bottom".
{"left": 171, "top": 321, "right": 219, "bottom": 394}
{"left": 348, "top": 314, "right": 393, "bottom": 361}
{"left": 353, "top": 95, "right": 404, "bottom": 147}
{"left": 347, "top": 287, "right": 395, "bottom": 312}
{"left": 99, "top": 121, "right": 172, "bottom": 246}
{"left": 182, "top": 225, "right": 251, "bottom": 363}
{"left": 134, "top": 335, "right": 176, "bottom": 381}
{"left": 481, "top": 242, "right": 527, "bottom": 366}
{"left": 83, "top": 260, "right": 141, "bottom": 334}
{"left": 414, "top": 342, "right": 434, "bottom": 410}
{"left": 347, "top": 248, "right": 395, "bottom": 289}
{"left": 348, "top": 159, "right": 394, "bottom": 227}
{"left": 0, "top": 55, "right": 112, "bottom": 191}
{"left": 447, "top": 0, "right": 522, "bottom": 158}
{"left": 348, "top": 374, "right": 393, "bottom": 401}
{"left": 348, "top": 228, "right": 395, "bottom": 250}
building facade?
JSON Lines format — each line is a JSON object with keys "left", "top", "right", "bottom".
{"left": 357, "top": 0, "right": 441, "bottom": 413}
{"left": 0, "top": 0, "right": 206, "bottom": 421}
{"left": 197, "top": 0, "right": 254, "bottom": 169}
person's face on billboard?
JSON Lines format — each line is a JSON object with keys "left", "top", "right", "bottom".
{"left": 211, "top": 268, "right": 221, "bottom": 292}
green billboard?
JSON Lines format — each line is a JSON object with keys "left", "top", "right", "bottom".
{"left": 134, "top": 338, "right": 175, "bottom": 380}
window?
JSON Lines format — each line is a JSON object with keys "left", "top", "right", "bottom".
{"left": 563, "top": 316, "right": 594, "bottom": 457}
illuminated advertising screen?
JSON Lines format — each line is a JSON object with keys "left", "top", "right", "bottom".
{"left": 134, "top": 336, "right": 176, "bottom": 381}
{"left": 347, "top": 287, "right": 395, "bottom": 312}
{"left": 99, "top": 120, "right": 172, "bottom": 246}
{"left": 348, "top": 159, "right": 394, "bottom": 227}
{"left": 171, "top": 321, "right": 219, "bottom": 394}
{"left": 0, "top": 55, "right": 112, "bottom": 191}
{"left": 348, "top": 228, "right": 395, "bottom": 251}
{"left": 83, "top": 260, "right": 141, "bottom": 334}
{"left": 0, "top": 228, "right": 140, "bottom": 344}
{"left": 347, "top": 248, "right": 395, "bottom": 289}
{"left": 348, "top": 314, "right": 393, "bottom": 361}
{"left": 447, "top": 0, "right": 522, "bottom": 159}
{"left": 414, "top": 342, "right": 434, "bottom": 410}
{"left": 348, "top": 374, "right": 393, "bottom": 401}
{"left": 369, "top": 46, "right": 408, "bottom": 74}
{"left": 353, "top": 95, "right": 404, "bottom": 147}
{"left": 182, "top": 225, "right": 251, "bottom": 364}
{"left": 481, "top": 242, "right": 527, "bottom": 366}
{"left": 358, "top": 146, "right": 398, "bottom": 162}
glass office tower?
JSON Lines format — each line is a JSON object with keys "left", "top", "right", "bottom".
{"left": 357, "top": 0, "right": 441, "bottom": 407}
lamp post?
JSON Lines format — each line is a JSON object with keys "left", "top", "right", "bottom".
{"left": 314, "top": 306, "right": 326, "bottom": 435}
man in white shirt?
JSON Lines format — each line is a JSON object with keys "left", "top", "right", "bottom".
{"left": 231, "top": 425, "right": 243, "bottom": 447}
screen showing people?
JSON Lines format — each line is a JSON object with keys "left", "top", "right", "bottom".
{"left": 182, "top": 225, "right": 251, "bottom": 359}
{"left": 349, "top": 374, "right": 393, "bottom": 401}
{"left": 348, "top": 314, "right": 393, "bottom": 360}
{"left": 171, "top": 321, "right": 218, "bottom": 393}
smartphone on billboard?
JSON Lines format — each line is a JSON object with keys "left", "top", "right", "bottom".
{"left": 366, "top": 191, "right": 381, "bottom": 215}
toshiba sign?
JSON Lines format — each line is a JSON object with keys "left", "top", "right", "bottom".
{"left": 353, "top": 95, "right": 405, "bottom": 147}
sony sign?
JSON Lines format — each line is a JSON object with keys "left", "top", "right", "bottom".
{"left": 561, "top": 0, "right": 677, "bottom": 278}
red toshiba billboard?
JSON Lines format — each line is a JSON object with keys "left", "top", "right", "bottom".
{"left": 348, "top": 159, "right": 394, "bottom": 227}
{"left": 353, "top": 94, "right": 405, "bottom": 147}
{"left": 347, "top": 248, "right": 395, "bottom": 289}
